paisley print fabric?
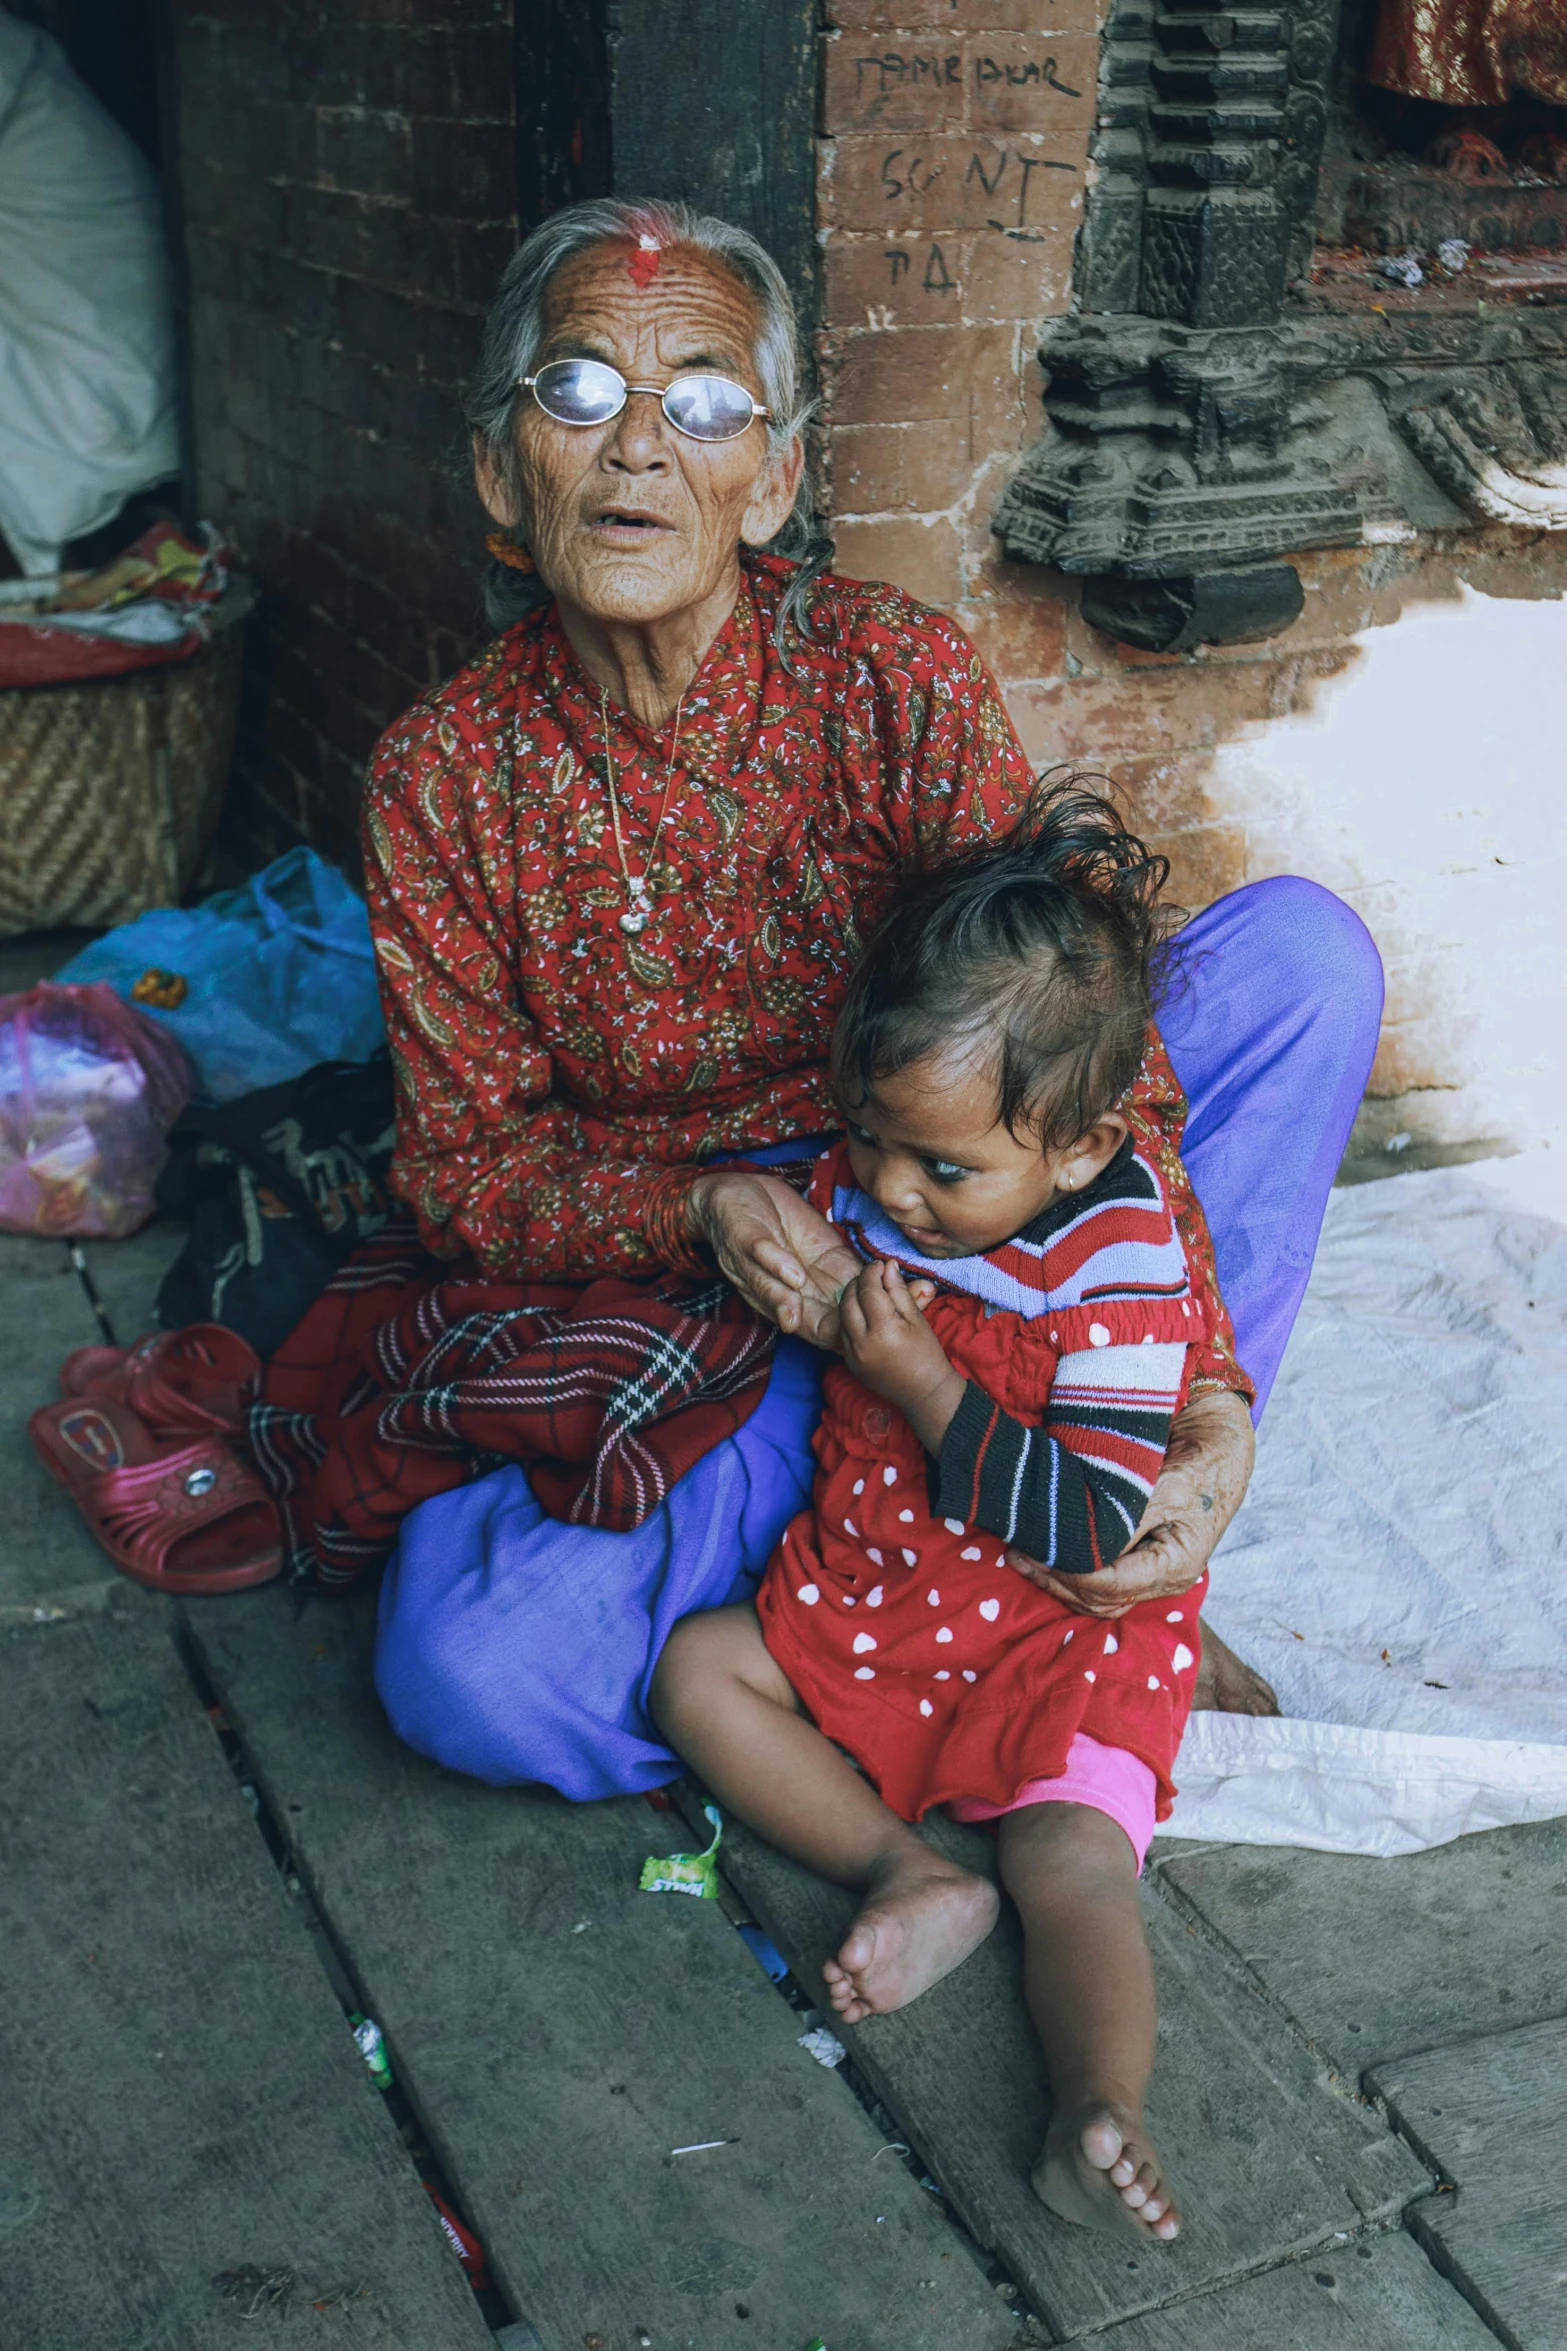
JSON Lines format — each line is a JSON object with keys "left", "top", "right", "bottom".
{"left": 1370, "top": 0, "right": 1567, "bottom": 105}
{"left": 362, "top": 550, "right": 1249, "bottom": 1403}
{"left": 366, "top": 553, "right": 1029, "bottom": 1277}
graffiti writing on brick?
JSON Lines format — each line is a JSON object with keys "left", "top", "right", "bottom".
{"left": 852, "top": 53, "right": 1083, "bottom": 101}
{"left": 880, "top": 145, "right": 1075, "bottom": 226}
{"left": 884, "top": 242, "right": 960, "bottom": 293}
{"left": 854, "top": 53, "right": 961, "bottom": 97}
{"left": 974, "top": 54, "right": 1081, "bottom": 96}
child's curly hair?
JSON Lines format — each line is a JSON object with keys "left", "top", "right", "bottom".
{"left": 832, "top": 775, "right": 1180, "bottom": 1151}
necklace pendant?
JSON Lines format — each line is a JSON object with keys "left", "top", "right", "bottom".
{"left": 619, "top": 907, "right": 649, "bottom": 936}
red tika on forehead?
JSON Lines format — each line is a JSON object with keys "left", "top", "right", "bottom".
{"left": 626, "top": 234, "right": 662, "bottom": 288}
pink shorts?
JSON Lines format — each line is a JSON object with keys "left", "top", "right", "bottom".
{"left": 947, "top": 1732, "right": 1158, "bottom": 1870}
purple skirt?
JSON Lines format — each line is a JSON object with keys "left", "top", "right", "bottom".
{"left": 376, "top": 876, "right": 1383, "bottom": 1796}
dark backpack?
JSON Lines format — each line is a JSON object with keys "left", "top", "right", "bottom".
{"left": 155, "top": 1054, "right": 397, "bottom": 1355}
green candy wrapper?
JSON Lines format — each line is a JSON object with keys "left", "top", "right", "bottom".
{"left": 639, "top": 1802, "right": 722, "bottom": 1898}
{"left": 349, "top": 2011, "right": 393, "bottom": 2091}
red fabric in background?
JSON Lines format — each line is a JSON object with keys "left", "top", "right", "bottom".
{"left": 0, "top": 522, "right": 227, "bottom": 685}
{"left": 0, "top": 626, "right": 203, "bottom": 687}
{"left": 1369, "top": 0, "right": 1567, "bottom": 104}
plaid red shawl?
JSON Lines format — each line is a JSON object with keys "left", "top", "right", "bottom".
{"left": 249, "top": 1214, "right": 775, "bottom": 1588}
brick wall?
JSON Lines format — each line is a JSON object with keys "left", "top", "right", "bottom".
{"left": 817, "top": 0, "right": 1091, "bottom": 615}
{"left": 815, "top": 0, "right": 1567, "bottom": 1164}
{"left": 164, "top": 1, "right": 1564, "bottom": 1158}
{"left": 168, "top": 0, "right": 515, "bottom": 864}
{"left": 813, "top": 0, "right": 1341, "bottom": 855}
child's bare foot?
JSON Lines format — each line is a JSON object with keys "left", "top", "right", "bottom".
{"left": 822, "top": 1850, "right": 998, "bottom": 2024}
{"left": 1033, "top": 2100, "right": 1182, "bottom": 2242}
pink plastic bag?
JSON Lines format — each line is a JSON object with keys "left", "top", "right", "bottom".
{"left": 0, "top": 981, "right": 191, "bottom": 1238}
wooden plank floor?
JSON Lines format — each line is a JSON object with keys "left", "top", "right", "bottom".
{"left": 185, "top": 1584, "right": 1019, "bottom": 2351}
{"left": 685, "top": 1793, "right": 1433, "bottom": 2340}
{"left": 0, "top": 1593, "right": 492, "bottom": 2351}
{"left": 1159, "top": 1825, "right": 1567, "bottom": 2075}
{"left": 1083, "top": 2227, "right": 1501, "bottom": 2350}
{"left": 1372, "top": 2019, "right": 1567, "bottom": 2351}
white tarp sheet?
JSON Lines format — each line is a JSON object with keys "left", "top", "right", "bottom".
{"left": 0, "top": 10, "right": 177, "bottom": 574}
{"left": 1168, "top": 1151, "right": 1567, "bottom": 1856}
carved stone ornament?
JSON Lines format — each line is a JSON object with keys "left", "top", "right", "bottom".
{"left": 996, "top": 0, "right": 1567, "bottom": 644}
{"left": 1394, "top": 360, "right": 1567, "bottom": 528}
{"left": 994, "top": 313, "right": 1410, "bottom": 580}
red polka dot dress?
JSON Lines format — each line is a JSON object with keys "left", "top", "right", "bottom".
{"left": 755, "top": 1137, "right": 1225, "bottom": 1823}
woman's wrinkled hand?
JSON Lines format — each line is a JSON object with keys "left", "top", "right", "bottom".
{"left": 687, "top": 1169, "right": 863, "bottom": 1345}
{"left": 1003, "top": 1387, "right": 1256, "bottom": 1619}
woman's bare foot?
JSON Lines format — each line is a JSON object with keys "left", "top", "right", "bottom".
{"left": 822, "top": 1850, "right": 999, "bottom": 2024}
{"left": 1034, "top": 2099, "right": 1182, "bottom": 2242}
{"left": 1193, "top": 1619, "right": 1279, "bottom": 1716}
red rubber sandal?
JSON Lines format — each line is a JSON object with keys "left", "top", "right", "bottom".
{"left": 59, "top": 1324, "right": 261, "bottom": 1439}
{"left": 29, "top": 1397, "right": 282, "bottom": 1595}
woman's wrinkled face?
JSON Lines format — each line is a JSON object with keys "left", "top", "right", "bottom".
{"left": 479, "top": 242, "right": 801, "bottom": 629}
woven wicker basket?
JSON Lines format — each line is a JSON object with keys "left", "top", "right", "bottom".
{"left": 0, "top": 610, "right": 246, "bottom": 937}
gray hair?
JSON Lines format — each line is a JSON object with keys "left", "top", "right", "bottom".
{"left": 467, "top": 197, "right": 828, "bottom": 657}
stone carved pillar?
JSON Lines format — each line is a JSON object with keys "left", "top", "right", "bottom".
{"left": 1081, "top": 0, "right": 1336, "bottom": 329}
{"left": 998, "top": 0, "right": 1567, "bottom": 643}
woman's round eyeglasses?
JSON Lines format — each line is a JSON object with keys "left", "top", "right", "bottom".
{"left": 521, "top": 357, "right": 769, "bottom": 444}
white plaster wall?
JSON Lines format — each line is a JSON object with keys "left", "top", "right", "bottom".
{"left": 1208, "top": 581, "right": 1567, "bottom": 1156}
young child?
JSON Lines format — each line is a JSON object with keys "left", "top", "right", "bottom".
{"left": 652, "top": 783, "right": 1243, "bottom": 2245}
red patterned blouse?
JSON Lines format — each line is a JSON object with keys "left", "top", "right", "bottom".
{"left": 361, "top": 553, "right": 1249, "bottom": 1402}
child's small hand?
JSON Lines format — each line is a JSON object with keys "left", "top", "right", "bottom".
{"left": 838, "top": 1259, "right": 965, "bottom": 1452}
{"left": 815, "top": 1272, "right": 934, "bottom": 1355}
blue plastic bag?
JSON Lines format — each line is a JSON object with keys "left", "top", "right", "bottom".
{"left": 54, "top": 847, "right": 385, "bottom": 1102}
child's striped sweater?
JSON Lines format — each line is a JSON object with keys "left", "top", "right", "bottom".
{"left": 754, "top": 1134, "right": 1229, "bottom": 1822}
{"left": 822, "top": 1134, "right": 1205, "bottom": 1574}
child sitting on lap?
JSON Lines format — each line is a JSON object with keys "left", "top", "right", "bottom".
{"left": 652, "top": 781, "right": 1244, "bottom": 2245}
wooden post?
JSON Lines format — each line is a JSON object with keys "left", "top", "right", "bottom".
{"left": 517, "top": 0, "right": 819, "bottom": 329}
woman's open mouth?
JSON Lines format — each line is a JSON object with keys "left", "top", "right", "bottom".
{"left": 588, "top": 506, "right": 674, "bottom": 544}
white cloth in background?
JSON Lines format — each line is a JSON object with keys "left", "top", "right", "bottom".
{"left": 1168, "top": 1152, "right": 1567, "bottom": 1856}
{"left": 0, "top": 9, "right": 177, "bottom": 574}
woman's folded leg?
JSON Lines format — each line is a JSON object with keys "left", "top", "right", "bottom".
{"left": 1160, "top": 873, "right": 1384, "bottom": 1416}
{"left": 372, "top": 884, "right": 1382, "bottom": 1785}
{"left": 373, "top": 1334, "right": 824, "bottom": 1793}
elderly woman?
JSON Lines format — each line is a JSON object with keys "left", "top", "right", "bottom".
{"left": 262, "top": 198, "right": 1382, "bottom": 1796}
